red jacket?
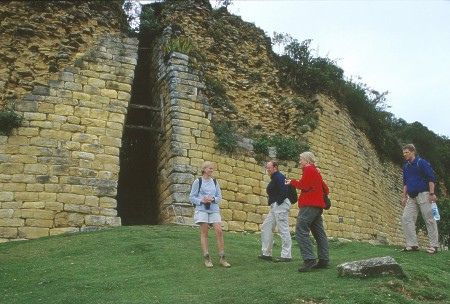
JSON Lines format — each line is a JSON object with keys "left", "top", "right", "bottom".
{"left": 290, "top": 165, "right": 329, "bottom": 208}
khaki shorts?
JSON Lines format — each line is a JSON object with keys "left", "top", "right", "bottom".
{"left": 194, "top": 211, "right": 222, "bottom": 224}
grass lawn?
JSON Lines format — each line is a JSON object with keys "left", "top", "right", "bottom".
{"left": 0, "top": 225, "right": 448, "bottom": 304}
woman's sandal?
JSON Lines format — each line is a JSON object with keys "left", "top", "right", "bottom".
{"left": 401, "top": 246, "right": 419, "bottom": 252}
{"left": 426, "top": 247, "right": 438, "bottom": 254}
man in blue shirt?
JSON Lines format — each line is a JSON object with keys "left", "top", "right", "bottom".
{"left": 401, "top": 144, "right": 439, "bottom": 254}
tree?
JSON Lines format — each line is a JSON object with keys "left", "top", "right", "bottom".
{"left": 216, "top": 0, "right": 233, "bottom": 9}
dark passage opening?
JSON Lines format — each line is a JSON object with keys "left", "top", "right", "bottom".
{"left": 117, "top": 26, "right": 161, "bottom": 225}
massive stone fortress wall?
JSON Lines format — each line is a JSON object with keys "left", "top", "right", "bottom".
{"left": 0, "top": 2, "right": 137, "bottom": 241}
{"left": 1, "top": 1, "right": 413, "bottom": 245}
{"left": 156, "top": 51, "right": 406, "bottom": 245}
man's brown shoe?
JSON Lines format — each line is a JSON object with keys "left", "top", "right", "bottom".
{"left": 298, "top": 259, "right": 316, "bottom": 272}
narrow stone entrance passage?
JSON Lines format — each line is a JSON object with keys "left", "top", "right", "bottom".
{"left": 117, "top": 31, "right": 161, "bottom": 225}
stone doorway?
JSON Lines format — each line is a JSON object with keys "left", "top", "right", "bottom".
{"left": 117, "top": 31, "right": 161, "bottom": 225}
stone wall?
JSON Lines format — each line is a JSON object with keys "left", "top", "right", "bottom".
{"left": 0, "top": 1, "right": 420, "bottom": 246}
{"left": 0, "top": 1, "right": 127, "bottom": 103}
{"left": 155, "top": 49, "right": 407, "bottom": 245}
{"left": 153, "top": 2, "right": 412, "bottom": 246}
{"left": 0, "top": 1, "right": 137, "bottom": 242}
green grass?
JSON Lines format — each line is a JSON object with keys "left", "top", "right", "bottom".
{"left": 0, "top": 225, "right": 448, "bottom": 304}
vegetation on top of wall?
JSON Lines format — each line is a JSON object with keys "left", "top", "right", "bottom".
{"left": 211, "top": 120, "right": 240, "bottom": 153}
{"left": 290, "top": 97, "right": 321, "bottom": 130}
{"left": 253, "top": 134, "right": 310, "bottom": 162}
{"left": 163, "top": 37, "right": 195, "bottom": 59}
{"left": 212, "top": 120, "right": 309, "bottom": 162}
{"left": 273, "top": 34, "right": 450, "bottom": 193}
{"left": 0, "top": 102, "right": 23, "bottom": 136}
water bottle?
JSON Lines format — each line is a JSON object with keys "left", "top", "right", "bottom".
{"left": 431, "top": 202, "right": 440, "bottom": 221}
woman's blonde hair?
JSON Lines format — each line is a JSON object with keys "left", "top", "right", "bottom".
{"left": 201, "top": 161, "right": 214, "bottom": 174}
{"left": 300, "top": 151, "right": 316, "bottom": 164}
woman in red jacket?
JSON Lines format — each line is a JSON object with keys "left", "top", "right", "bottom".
{"left": 286, "top": 151, "right": 330, "bottom": 272}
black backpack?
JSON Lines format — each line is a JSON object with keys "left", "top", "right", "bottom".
{"left": 287, "top": 184, "right": 298, "bottom": 204}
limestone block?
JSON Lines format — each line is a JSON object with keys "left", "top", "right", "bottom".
{"left": 3, "top": 182, "right": 26, "bottom": 192}
{"left": 0, "top": 163, "right": 24, "bottom": 174}
{"left": 244, "top": 222, "right": 259, "bottom": 232}
{"left": 18, "top": 227, "right": 49, "bottom": 239}
{"left": 108, "top": 113, "right": 125, "bottom": 123}
{"left": 246, "top": 195, "right": 260, "bottom": 205}
{"left": 235, "top": 192, "right": 247, "bottom": 203}
{"left": 0, "top": 192, "right": 14, "bottom": 201}
{"left": 100, "top": 89, "right": 117, "bottom": 99}
{"left": 17, "top": 127, "right": 39, "bottom": 137}
{"left": 242, "top": 204, "right": 256, "bottom": 213}
{"left": 0, "top": 218, "right": 25, "bottom": 227}
{"left": 23, "top": 112, "right": 46, "bottom": 121}
{"left": 217, "top": 190, "right": 233, "bottom": 201}
{"left": 217, "top": 172, "right": 237, "bottom": 183}
{"left": 233, "top": 167, "right": 250, "bottom": 177}
{"left": 222, "top": 221, "right": 230, "bottom": 231}
{"left": 15, "top": 191, "right": 39, "bottom": 201}
{"left": 22, "top": 201, "right": 45, "bottom": 209}
{"left": 228, "top": 221, "right": 245, "bottom": 231}
{"left": 238, "top": 184, "right": 252, "bottom": 194}
{"left": 256, "top": 205, "right": 271, "bottom": 214}
{"left": 40, "top": 129, "right": 72, "bottom": 141}
{"left": 0, "top": 209, "right": 14, "bottom": 218}
{"left": 45, "top": 202, "right": 64, "bottom": 211}
{"left": 246, "top": 212, "right": 262, "bottom": 224}
{"left": 21, "top": 209, "right": 54, "bottom": 220}
{"left": 26, "top": 219, "right": 53, "bottom": 228}
{"left": 57, "top": 193, "right": 85, "bottom": 205}
{"left": 85, "top": 215, "right": 106, "bottom": 226}
{"left": 105, "top": 217, "right": 121, "bottom": 227}
{"left": 99, "top": 208, "right": 117, "bottom": 217}
{"left": 220, "top": 209, "right": 232, "bottom": 221}
{"left": 228, "top": 201, "right": 243, "bottom": 211}
{"left": 232, "top": 210, "right": 246, "bottom": 221}
{"left": 24, "top": 164, "right": 48, "bottom": 174}
{"left": 0, "top": 227, "right": 18, "bottom": 238}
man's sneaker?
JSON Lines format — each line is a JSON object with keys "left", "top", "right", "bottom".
{"left": 298, "top": 259, "right": 316, "bottom": 272}
{"left": 273, "top": 257, "right": 293, "bottom": 263}
{"left": 258, "top": 255, "right": 273, "bottom": 261}
{"left": 219, "top": 256, "right": 231, "bottom": 268}
{"left": 204, "top": 255, "right": 213, "bottom": 268}
{"left": 311, "top": 259, "right": 330, "bottom": 269}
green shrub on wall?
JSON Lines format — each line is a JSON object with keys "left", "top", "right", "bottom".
{"left": 211, "top": 121, "right": 240, "bottom": 153}
{"left": 0, "top": 102, "right": 23, "bottom": 136}
{"left": 253, "top": 135, "right": 309, "bottom": 162}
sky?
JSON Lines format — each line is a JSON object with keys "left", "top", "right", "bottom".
{"left": 213, "top": 0, "right": 450, "bottom": 137}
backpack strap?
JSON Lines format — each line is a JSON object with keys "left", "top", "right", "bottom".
{"left": 197, "top": 177, "right": 217, "bottom": 195}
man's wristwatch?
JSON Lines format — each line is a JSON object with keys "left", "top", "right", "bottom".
{"left": 429, "top": 193, "right": 435, "bottom": 195}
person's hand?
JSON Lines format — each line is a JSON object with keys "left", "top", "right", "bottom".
{"left": 401, "top": 197, "right": 407, "bottom": 206}
{"left": 202, "top": 197, "right": 213, "bottom": 203}
{"left": 285, "top": 179, "right": 291, "bottom": 185}
{"left": 429, "top": 193, "right": 437, "bottom": 203}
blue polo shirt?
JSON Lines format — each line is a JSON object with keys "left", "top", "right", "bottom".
{"left": 403, "top": 157, "right": 436, "bottom": 194}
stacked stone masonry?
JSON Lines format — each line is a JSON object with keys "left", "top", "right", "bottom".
{"left": 0, "top": 34, "right": 138, "bottom": 241}
{"left": 157, "top": 51, "right": 410, "bottom": 246}
{"left": 1, "top": 1, "right": 428, "bottom": 246}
